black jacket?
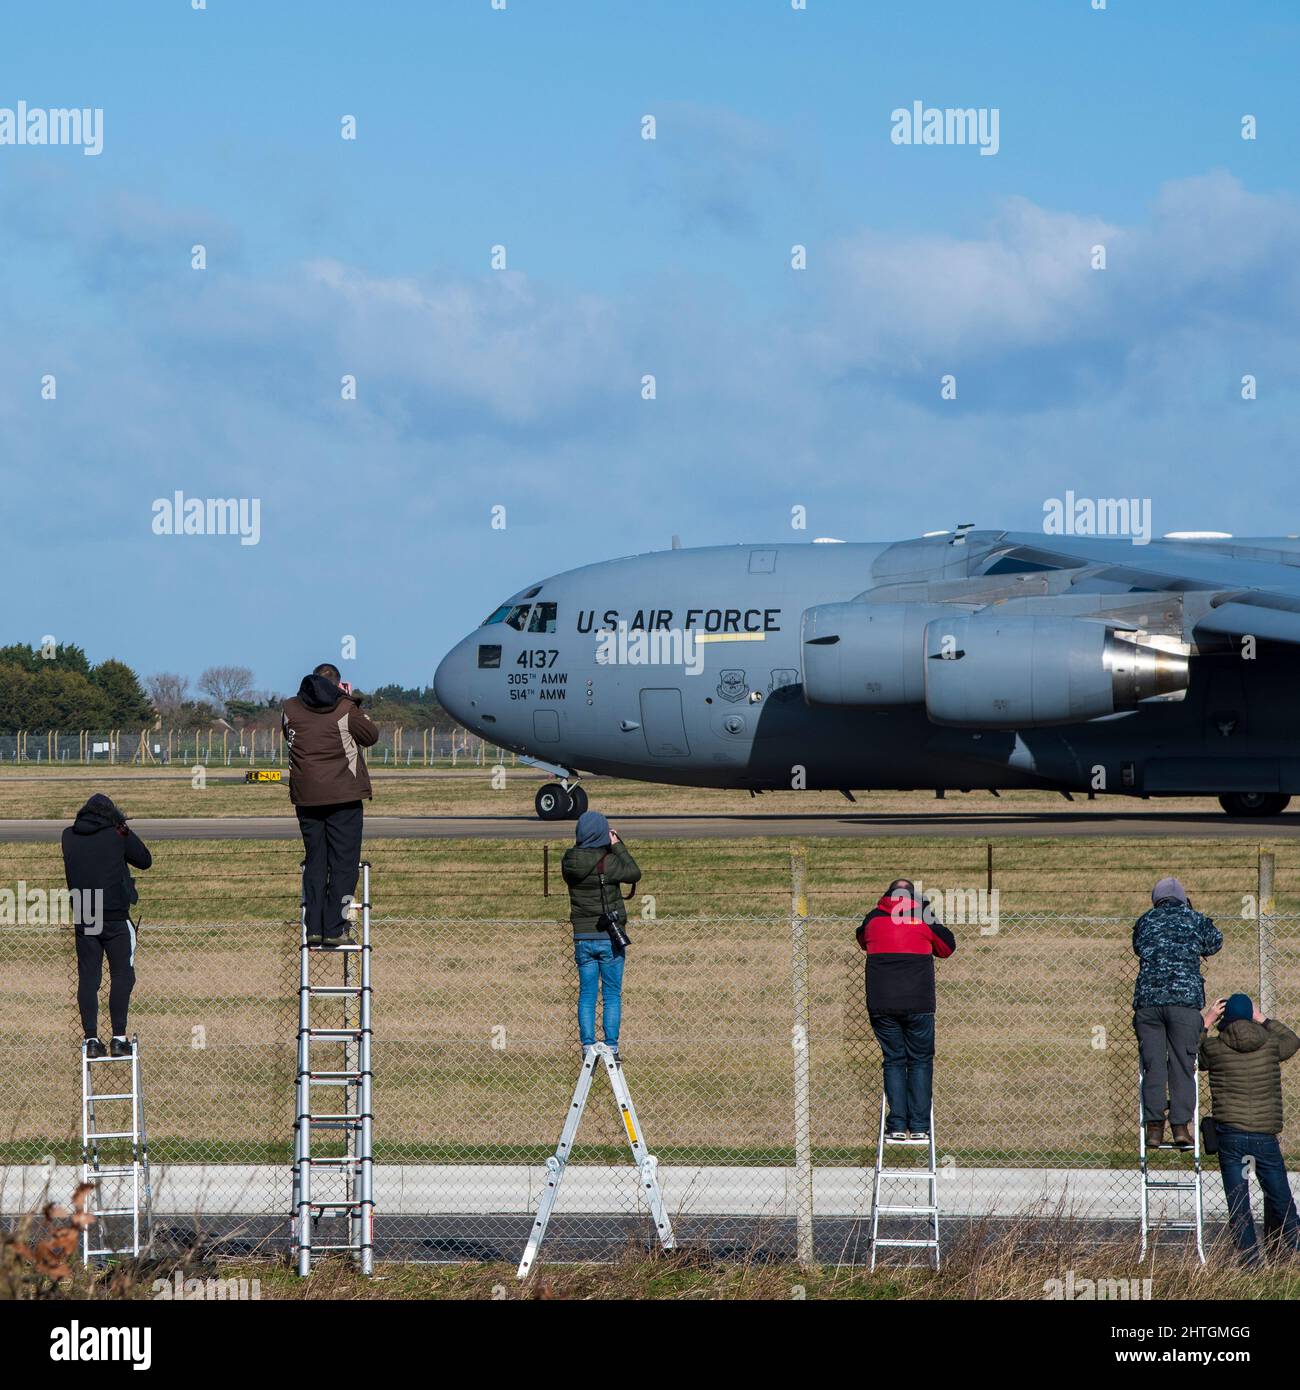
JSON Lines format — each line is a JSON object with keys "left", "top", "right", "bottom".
{"left": 61, "top": 794, "right": 152, "bottom": 930}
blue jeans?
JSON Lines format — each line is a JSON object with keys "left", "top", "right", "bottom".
{"left": 575, "top": 937, "right": 625, "bottom": 1048}
{"left": 869, "top": 1011, "right": 935, "bottom": 1132}
{"left": 1216, "top": 1129, "right": 1300, "bottom": 1264}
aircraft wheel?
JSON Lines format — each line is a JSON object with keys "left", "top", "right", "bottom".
{"left": 568, "top": 785, "right": 589, "bottom": 819}
{"left": 535, "top": 783, "right": 573, "bottom": 821}
{"left": 1218, "top": 792, "right": 1291, "bottom": 817}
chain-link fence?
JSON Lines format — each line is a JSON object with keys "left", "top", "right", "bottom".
{"left": 0, "top": 729, "right": 505, "bottom": 767}
{"left": 2, "top": 902, "right": 1297, "bottom": 1264}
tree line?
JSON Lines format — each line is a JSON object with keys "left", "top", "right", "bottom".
{"left": 0, "top": 645, "right": 457, "bottom": 733}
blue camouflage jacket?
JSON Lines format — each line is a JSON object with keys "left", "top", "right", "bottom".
{"left": 1132, "top": 898, "right": 1223, "bottom": 1010}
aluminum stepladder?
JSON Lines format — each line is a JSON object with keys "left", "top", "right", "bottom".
{"left": 1138, "top": 1063, "right": 1205, "bottom": 1262}
{"left": 292, "top": 860, "right": 374, "bottom": 1275}
{"left": 868, "top": 1094, "right": 940, "bottom": 1270}
{"left": 517, "top": 1042, "right": 675, "bottom": 1279}
{"left": 81, "top": 1035, "right": 153, "bottom": 1262}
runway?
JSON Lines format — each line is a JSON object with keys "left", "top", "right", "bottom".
{"left": 3, "top": 809, "right": 1300, "bottom": 841}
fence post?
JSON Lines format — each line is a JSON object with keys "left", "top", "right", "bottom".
{"left": 790, "top": 844, "right": 815, "bottom": 1271}
{"left": 1258, "top": 847, "right": 1276, "bottom": 1018}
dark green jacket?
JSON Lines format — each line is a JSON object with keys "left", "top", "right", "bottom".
{"left": 562, "top": 842, "right": 641, "bottom": 939}
{"left": 1199, "top": 1017, "right": 1300, "bottom": 1135}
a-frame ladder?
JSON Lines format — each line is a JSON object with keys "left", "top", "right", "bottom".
{"left": 868, "top": 1093, "right": 940, "bottom": 1270}
{"left": 1138, "top": 1064, "right": 1205, "bottom": 1262}
{"left": 518, "top": 1043, "right": 675, "bottom": 1279}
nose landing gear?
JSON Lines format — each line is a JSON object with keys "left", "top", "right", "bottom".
{"left": 535, "top": 782, "right": 589, "bottom": 821}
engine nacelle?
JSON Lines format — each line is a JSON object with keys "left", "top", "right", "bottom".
{"left": 922, "top": 614, "right": 1190, "bottom": 728}
{"left": 801, "top": 602, "right": 949, "bottom": 706}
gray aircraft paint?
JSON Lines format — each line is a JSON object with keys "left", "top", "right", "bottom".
{"left": 433, "top": 531, "right": 1300, "bottom": 804}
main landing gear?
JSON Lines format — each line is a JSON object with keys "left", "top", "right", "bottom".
{"left": 535, "top": 782, "right": 589, "bottom": 821}
{"left": 1218, "top": 792, "right": 1291, "bottom": 817}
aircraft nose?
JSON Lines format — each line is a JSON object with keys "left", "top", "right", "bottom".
{"left": 434, "top": 635, "right": 475, "bottom": 722}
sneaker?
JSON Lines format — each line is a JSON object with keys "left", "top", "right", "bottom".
{"left": 110, "top": 1036, "right": 133, "bottom": 1058}
{"left": 304, "top": 928, "right": 325, "bottom": 947}
{"left": 84, "top": 1037, "right": 106, "bottom": 1059}
{"left": 885, "top": 1129, "right": 909, "bottom": 1142}
{"left": 908, "top": 1131, "right": 930, "bottom": 1143}
{"left": 608, "top": 1048, "right": 621, "bottom": 1067}
{"left": 321, "top": 929, "right": 356, "bottom": 948}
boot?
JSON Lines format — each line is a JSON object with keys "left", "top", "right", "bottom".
{"left": 1145, "top": 1121, "right": 1166, "bottom": 1149}
{"left": 1171, "top": 1123, "right": 1194, "bottom": 1149}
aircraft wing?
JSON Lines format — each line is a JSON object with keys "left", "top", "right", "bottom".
{"left": 993, "top": 532, "right": 1300, "bottom": 647}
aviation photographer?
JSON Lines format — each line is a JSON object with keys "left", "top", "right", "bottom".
{"left": 62, "top": 793, "right": 152, "bottom": 1058}
{"left": 281, "top": 663, "right": 379, "bottom": 947}
{"left": 562, "top": 810, "right": 640, "bottom": 1062}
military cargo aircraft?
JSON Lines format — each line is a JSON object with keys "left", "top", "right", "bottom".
{"left": 433, "top": 528, "right": 1300, "bottom": 820}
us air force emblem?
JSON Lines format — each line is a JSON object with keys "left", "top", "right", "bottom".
{"left": 717, "top": 669, "right": 748, "bottom": 702}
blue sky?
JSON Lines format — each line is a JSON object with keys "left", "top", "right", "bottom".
{"left": 2, "top": 0, "right": 1299, "bottom": 693}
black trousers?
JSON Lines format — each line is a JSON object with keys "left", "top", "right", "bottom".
{"left": 297, "top": 801, "right": 364, "bottom": 939}
{"left": 75, "top": 920, "right": 137, "bottom": 1038}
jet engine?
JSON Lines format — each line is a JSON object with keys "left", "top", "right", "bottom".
{"left": 801, "top": 603, "right": 1190, "bottom": 727}
{"left": 801, "top": 602, "right": 949, "bottom": 706}
{"left": 922, "top": 614, "right": 1190, "bottom": 727}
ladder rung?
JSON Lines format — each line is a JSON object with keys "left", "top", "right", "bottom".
{"left": 86, "top": 1167, "right": 136, "bottom": 1178}
{"left": 87, "top": 1131, "right": 138, "bottom": 1141}
{"left": 875, "top": 1204, "right": 938, "bottom": 1215}
{"left": 307, "top": 1118, "right": 364, "bottom": 1129}
{"left": 309, "top": 1243, "right": 367, "bottom": 1252}
{"left": 306, "top": 985, "right": 364, "bottom": 996}
{"left": 86, "top": 1055, "right": 134, "bottom": 1064}
{"left": 308, "top": 1200, "right": 368, "bottom": 1211}
{"left": 93, "top": 1208, "right": 138, "bottom": 1217}
{"left": 878, "top": 1170, "right": 937, "bottom": 1180}
{"left": 305, "top": 1029, "right": 364, "bottom": 1040}
{"left": 89, "top": 1092, "right": 135, "bottom": 1101}
{"left": 873, "top": 1238, "right": 939, "bottom": 1248}
{"left": 1145, "top": 1179, "right": 1199, "bottom": 1190}
{"left": 305, "top": 944, "right": 364, "bottom": 953}
{"left": 304, "top": 1156, "right": 367, "bottom": 1167}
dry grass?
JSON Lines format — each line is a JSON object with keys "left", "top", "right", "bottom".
{"left": 13, "top": 1220, "right": 1297, "bottom": 1300}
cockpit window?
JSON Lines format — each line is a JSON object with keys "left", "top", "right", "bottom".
{"left": 505, "top": 604, "right": 531, "bottom": 631}
{"left": 527, "top": 602, "right": 558, "bottom": 634}
{"left": 482, "top": 604, "right": 511, "bottom": 626}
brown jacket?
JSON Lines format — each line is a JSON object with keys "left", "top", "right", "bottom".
{"left": 281, "top": 674, "right": 379, "bottom": 806}
{"left": 1199, "top": 1017, "right": 1300, "bottom": 1135}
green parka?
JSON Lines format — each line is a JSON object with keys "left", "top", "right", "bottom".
{"left": 561, "top": 842, "right": 641, "bottom": 940}
{"left": 1199, "top": 1017, "right": 1300, "bottom": 1135}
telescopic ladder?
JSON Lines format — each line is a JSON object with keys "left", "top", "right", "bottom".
{"left": 1138, "top": 1064, "right": 1205, "bottom": 1262}
{"left": 868, "top": 1093, "right": 940, "bottom": 1270}
{"left": 518, "top": 1042, "right": 675, "bottom": 1279}
{"left": 81, "top": 1035, "right": 153, "bottom": 1262}
{"left": 292, "top": 861, "right": 374, "bottom": 1275}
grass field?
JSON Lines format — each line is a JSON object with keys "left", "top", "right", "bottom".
{"left": 3, "top": 768, "right": 1299, "bottom": 1300}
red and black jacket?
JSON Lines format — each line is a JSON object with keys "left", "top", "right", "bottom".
{"left": 856, "top": 894, "right": 956, "bottom": 1015}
